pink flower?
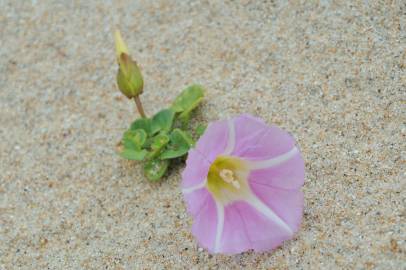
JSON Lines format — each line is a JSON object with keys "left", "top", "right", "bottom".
{"left": 181, "top": 114, "right": 305, "bottom": 254}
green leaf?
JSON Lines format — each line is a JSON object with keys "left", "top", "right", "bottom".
{"left": 122, "top": 129, "right": 147, "bottom": 149}
{"left": 147, "top": 133, "right": 170, "bottom": 159}
{"left": 171, "top": 85, "right": 204, "bottom": 113}
{"left": 179, "top": 111, "right": 192, "bottom": 129}
{"left": 170, "top": 128, "right": 194, "bottom": 147}
{"left": 151, "top": 134, "right": 170, "bottom": 150}
{"left": 142, "top": 137, "right": 154, "bottom": 149}
{"left": 150, "top": 109, "right": 175, "bottom": 135}
{"left": 159, "top": 147, "right": 189, "bottom": 160}
{"left": 160, "top": 129, "right": 194, "bottom": 160}
{"left": 130, "top": 118, "right": 152, "bottom": 134}
{"left": 144, "top": 159, "right": 169, "bottom": 181}
{"left": 119, "top": 149, "right": 148, "bottom": 161}
{"left": 195, "top": 123, "right": 207, "bottom": 137}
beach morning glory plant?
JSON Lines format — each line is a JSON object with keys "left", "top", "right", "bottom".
{"left": 112, "top": 30, "right": 305, "bottom": 254}
{"left": 181, "top": 114, "right": 304, "bottom": 254}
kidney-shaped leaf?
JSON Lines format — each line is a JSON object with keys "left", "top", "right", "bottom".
{"left": 130, "top": 118, "right": 152, "bottom": 135}
{"left": 151, "top": 109, "right": 175, "bottom": 135}
{"left": 160, "top": 129, "right": 194, "bottom": 160}
{"left": 171, "top": 85, "right": 204, "bottom": 114}
{"left": 144, "top": 159, "right": 169, "bottom": 181}
{"left": 119, "top": 149, "right": 148, "bottom": 161}
{"left": 122, "top": 129, "right": 147, "bottom": 150}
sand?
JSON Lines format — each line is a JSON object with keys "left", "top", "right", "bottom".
{"left": 0, "top": 1, "right": 405, "bottom": 269}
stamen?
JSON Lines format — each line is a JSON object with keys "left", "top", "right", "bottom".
{"left": 219, "top": 169, "right": 240, "bottom": 189}
{"left": 219, "top": 169, "right": 234, "bottom": 183}
{"left": 231, "top": 180, "right": 240, "bottom": 189}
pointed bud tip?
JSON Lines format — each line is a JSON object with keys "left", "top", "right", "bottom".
{"left": 114, "top": 29, "right": 129, "bottom": 60}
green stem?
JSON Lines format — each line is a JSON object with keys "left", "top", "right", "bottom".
{"left": 134, "top": 96, "right": 146, "bottom": 118}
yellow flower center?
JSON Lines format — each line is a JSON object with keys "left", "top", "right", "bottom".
{"left": 206, "top": 156, "right": 250, "bottom": 204}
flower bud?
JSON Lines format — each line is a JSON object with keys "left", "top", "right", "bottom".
{"left": 115, "top": 30, "right": 144, "bottom": 99}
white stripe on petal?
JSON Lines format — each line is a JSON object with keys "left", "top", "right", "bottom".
{"left": 245, "top": 194, "right": 293, "bottom": 235}
{"left": 182, "top": 180, "right": 207, "bottom": 194}
{"left": 246, "top": 147, "right": 298, "bottom": 170}
{"left": 222, "top": 119, "right": 236, "bottom": 155}
{"left": 214, "top": 201, "right": 224, "bottom": 253}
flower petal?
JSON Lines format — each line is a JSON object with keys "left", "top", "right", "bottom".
{"left": 191, "top": 194, "right": 218, "bottom": 252}
{"left": 181, "top": 149, "right": 210, "bottom": 189}
{"left": 249, "top": 182, "right": 304, "bottom": 233}
{"left": 219, "top": 201, "right": 293, "bottom": 254}
{"left": 183, "top": 188, "right": 211, "bottom": 216}
{"left": 232, "top": 114, "right": 296, "bottom": 160}
{"left": 230, "top": 114, "right": 268, "bottom": 157}
{"left": 248, "top": 151, "right": 305, "bottom": 189}
{"left": 195, "top": 119, "right": 229, "bottom": 162}
{"left": 217, "top": 202, "right": 250, "bottom": 254}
